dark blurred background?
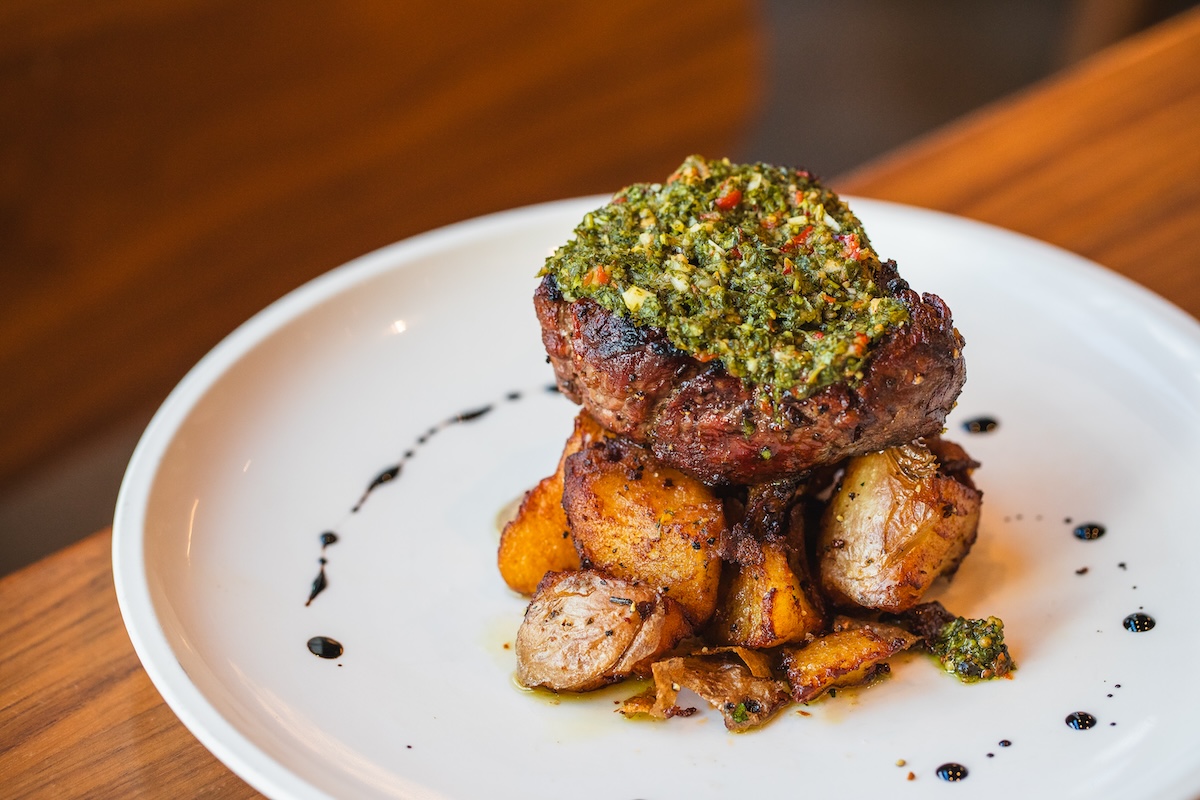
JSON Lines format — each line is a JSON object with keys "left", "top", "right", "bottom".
{"left": 1, "top": 0, "right": 1194, "bottom": 576}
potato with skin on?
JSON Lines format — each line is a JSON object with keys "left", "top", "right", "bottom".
{"left": 497, "top": 412, "right": 610, "bottom": 595}
{"left": 781, "top": 619, "right": 921, "bottom": 702}
{"left": 818, "top": 438, "right": 982, "bottom": 613}
{"left": 563, "top": 436, "right": 723, "bottom": 626}
{"left": 515, "top": 570, "right": 691, "bottom": 692}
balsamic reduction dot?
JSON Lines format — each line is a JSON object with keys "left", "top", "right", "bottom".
{"left": 936, "top": 763, "right": 968, "bottom": 782}
{"left": 998, "top": 740, "right": 1011, "bottom": 747}
{"left": 1065, "top": 712, "right": 1097, "bottom": 730}
{"left": 320, "top": 531, "right": 338, "bottom": 547}
{"left": 1123, "top": 613, "right": 1155, "bottom": 632}
{"left": 962, "top": 416, "right": 998, "bottom": 434}
{"left": 506, "top": 391, "right": 522, "bottom": 401}
{"left": 986, "top": 753, "right": 994, "bottom": 758}
{"left": 1074, "top": 523, "right": 1106, "bottom": 541}
{"left": 307, "top": 636, "right": 343, "bottom": 659}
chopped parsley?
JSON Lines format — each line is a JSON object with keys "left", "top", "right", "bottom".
{"left": 540, "top": 155, "right": 909, "bottom": 399}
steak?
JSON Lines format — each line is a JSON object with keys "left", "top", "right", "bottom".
{"left": 535, "top": 260, "right": 965, "bottom": 486}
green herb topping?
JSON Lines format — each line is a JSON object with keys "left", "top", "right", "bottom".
{"left": 931, "top": 616, "right": 1015, "bottom": 683}
{"left": 540, "top": 155, "right": 910, "bottom": 399}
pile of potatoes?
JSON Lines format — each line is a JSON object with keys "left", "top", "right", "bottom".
{"left": 499, "top": 412, "right": 982, "bottom": 731}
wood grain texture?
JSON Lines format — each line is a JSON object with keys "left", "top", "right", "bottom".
{"left": 0, "top": 529, "right": 259, "bottom": 798}
{"left": 843, "top": 5, "right": 1200, "bottom": 320}
{"left": 0, "top": 0, "right": 764, "bottom": 492}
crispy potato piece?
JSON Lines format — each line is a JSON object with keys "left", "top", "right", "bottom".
{"left": 818, "top": 439, "right": 982, "bottom": 613}
{"left": 620, "top": 650, "right": 792, "bottom": 732}
{"left": 711, "top": 489, "right": 826, "bottom": 648}
{"left": 689, "top": 645, "right": 776, "bottom": 678}
{"left": 781, "top": 620, "right": 920, "bottom": 702}
{"left": 497, "top": 413, "right": 609, "bottom": 594}
{"left": 563, "top": 437, "right": 724, "bottom": 626}
{"left": 516, "top": 570, "right": 691, "bottom": 692}
{"left": 710, "top": 535, "right": 825, "bottom": 648}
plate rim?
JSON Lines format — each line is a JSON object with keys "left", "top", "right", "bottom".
{"left": 111, "top": 195, "right": 1200, "bottom": 800}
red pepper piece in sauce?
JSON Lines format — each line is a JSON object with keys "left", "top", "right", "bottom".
{"left": 781, "top": 225, "right": 814, "bottom": 253}
{"left": 583, "top": 265, "right": 611, "bottom": 287}
{"left": 715, "top": 185, "right": 742, "bottom": 211}
{"left": 838, "top": 233, "right": 862, "bottom": 260}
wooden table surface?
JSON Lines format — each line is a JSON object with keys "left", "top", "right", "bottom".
{"left": 3, "top": 6, "right": 1199, "bottom": 799}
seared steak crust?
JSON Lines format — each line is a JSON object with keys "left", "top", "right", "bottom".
{"left": 535, "top": 264, "right": 965, "bottom": 485}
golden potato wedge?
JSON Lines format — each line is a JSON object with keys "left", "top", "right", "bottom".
{"left": 497, "top": 412, "right": 610, "bottom": 594}
{"left": 817, "top": 439, "right": 982, "bottom": 613}
{"left": 781, "top": 621, "right": 920, "bottom": 702}
{"left": 709, "top": 536, "right": 825, "bottom": 648}
{"left": 563, "top": 437, "right": 723, "bottom": 626}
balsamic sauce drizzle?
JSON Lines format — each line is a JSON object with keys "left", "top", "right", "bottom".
{"left": 303, "top": 385, "right": 555, "bottom": 627}
{"left": 1073, "top": 522, "right": 1106, "bottom": 541}
{"left": 305, "top": 531, "right": 340, "bottom": 606}
{"left": 305, "top": 559, "right": 328, "bottom": 607}
{"left": 936, "top": 763, "right": 968, "bottom": 782}
{"left": 307, "top": 636, "right": 344, "bottom": 659}
{"left": 1123, "top": 612, "right": 1155, "bottom": 632}
{"left": 961, "top": 416, "right": 999, "bottom": 434}
{"left": 1065, "top": 711, "right": 1097, "bottom": 730}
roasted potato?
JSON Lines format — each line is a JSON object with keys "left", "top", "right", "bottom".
{"left": 563, "top": 437, "right": 724, "bottom": 626}
{"left": 710, "top": 485, "right": 825, "bottom": 647}
{"left": 818, "top": 439, "right": 981, "bottom": 612}
{"left": 497, "top": 412, "right": 610, "bottom": 594}
{"left": 515, "top": 570, "right": 691, "bottom": 692}
{"left": 620, "top": 649, "right": 792, "bottom": 732}
{"left": 709, "top": 534, "right": 825, "bottom": 648}
{"left": 781, "top": 620, "right": 920, "bottom": 702}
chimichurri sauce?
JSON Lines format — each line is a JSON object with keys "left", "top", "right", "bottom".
{"left": 540, "top": 156, "right": 909, "bottom": 400}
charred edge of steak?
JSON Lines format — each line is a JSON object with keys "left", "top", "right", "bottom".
{"left": 534, "top": 267, "right": 966, "bottom": 486}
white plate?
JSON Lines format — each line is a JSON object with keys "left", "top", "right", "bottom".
{"left": 113, "top": 197, "right": 1200, "bottom": 800}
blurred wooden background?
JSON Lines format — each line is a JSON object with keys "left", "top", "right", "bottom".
{"left": 1, "top": 0, "right": 1194, "bottom": 574}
